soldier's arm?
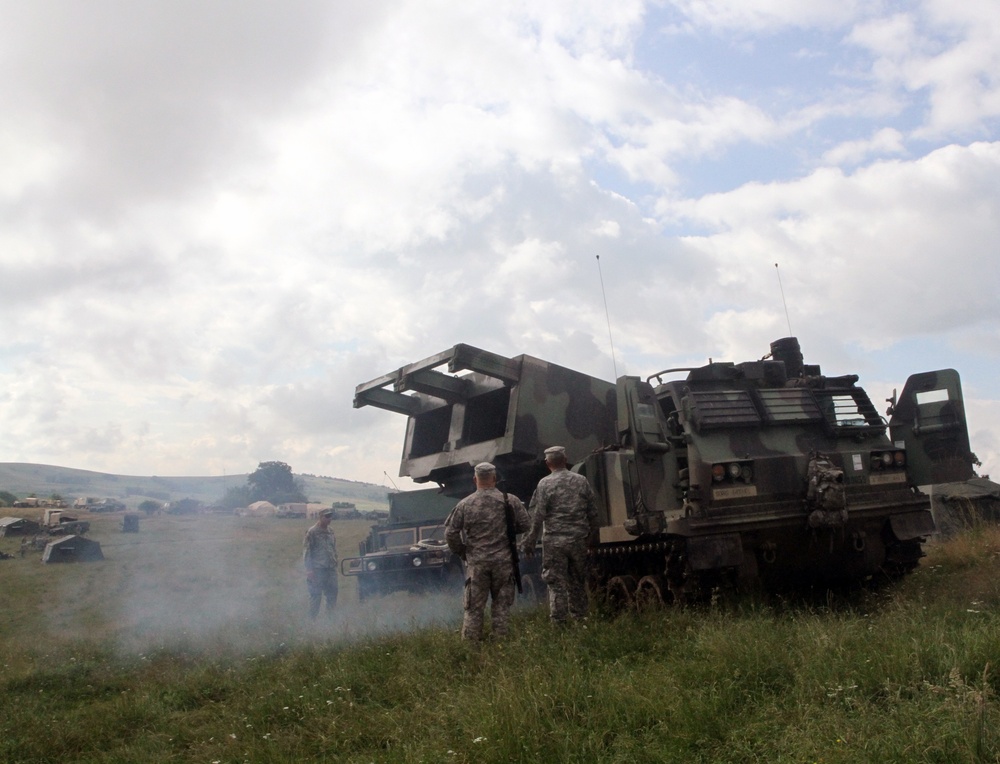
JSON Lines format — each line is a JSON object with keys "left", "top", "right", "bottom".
{"left": 303, "top": 531, "right": 316, "bottom": 575}
{"left": 586, "top": 484, "right": 600, "bottom": 534}
{"left": 512, "top": 496, "right": 530, "bottom": 534}
{"left": 444, "top": 506, "right": 466, "bottom": 558}
{"left": 523, "top": 487, "right": 545, "bottom": 549}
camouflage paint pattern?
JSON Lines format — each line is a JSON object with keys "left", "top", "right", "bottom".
{"left": 355, "top": 337, "right": 978, "bottom": 594}
{"left": 445, "top": 486, "right": 529, "bottom": 640}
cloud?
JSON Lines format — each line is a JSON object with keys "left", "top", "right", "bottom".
{"left": 661, "top": 0, "right": 866, "bottom": 33}
{"left": 848, "top": 2, "right": 1000, "bottom": 138}
{"left": 1, "top": 1, "right": 998, "bottom": 485}
{"left": 821, "top": 127, "right": 906, "bottom": 165}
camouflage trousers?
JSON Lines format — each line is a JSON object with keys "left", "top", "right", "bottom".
{"left": 541, "top": 538, "right": 589, "bottom": 623}
{"left": 462, "top": 559, "right": 516, "bottom": 641}
{"left": 307, "top": 568, "right": 338, "bottom": 619}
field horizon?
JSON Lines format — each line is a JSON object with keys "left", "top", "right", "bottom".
{"left": 0, "top": 461, "right": 391, "bottom": 512}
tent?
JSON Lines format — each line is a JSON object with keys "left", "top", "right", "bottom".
{"left": 931, "top": 478, "right": 1000, "bottom": 538}
{"left": 41, "top": 535, "right": 104, "bottom": 563}
{"left": 0, "top": 517, "right": 41, "bottom": 537}
{"left": 243, "top": 501, "right": 277, "bottom": 517}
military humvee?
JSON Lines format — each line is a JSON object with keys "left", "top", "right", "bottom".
{"left": 340, "top": 488, "right": 464, "bottom": 601}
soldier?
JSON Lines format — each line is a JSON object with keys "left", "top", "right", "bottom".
{"left": 523, "top": 445, "right": 600, "bottom": 624}
{"left": 303, "top": 508, "right": 338, "bottom": 619}
{"left": 445, "top": 462, "right": 529, "bottom": 642}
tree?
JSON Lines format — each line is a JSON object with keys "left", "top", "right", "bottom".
{"left": 218, "top": 484, "right": 251, "bottom": 510}
{"left": 247, "top": 461, "right": 307, "bottom": 505}
{"left": 168, "top": 498, "right": 202, "bottom": 515}
{"left": 0, "top": 490, "right": 16, "bottom": 507}
{"left": 138, "top": 500, "right": 161, "bottom": 516}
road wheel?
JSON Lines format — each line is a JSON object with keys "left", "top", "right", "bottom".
{"left": 519, "top": 573, "right": 545, "bottom": 604}
{"left": 635, "top": 574, "right": 671, "bottom": 611}
{"left": 604, "top": 575, "right": 638, "bottom": 613}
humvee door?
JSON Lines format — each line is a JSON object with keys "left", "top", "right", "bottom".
{"left": 888, "top": 369, "right": 976, "bottom": 485}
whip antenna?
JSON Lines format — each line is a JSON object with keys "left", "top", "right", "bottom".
{"left": 774, "top": 263, "right": 793, "bottom": 336}
{"left": 383, "top": 471, "right": 399, "bottom": 491}
{"left": 596, "top": 255, "right": 619, "bottom": 379}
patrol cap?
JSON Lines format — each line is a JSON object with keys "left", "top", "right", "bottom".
{"left": 544, "top": 446, "right": 566, "bottom": 460}
{"left": 320, "top": 508, "right": 334, "bottom": 518}
{"left": 474, "top": 462, "right": 496, "bottom": 477}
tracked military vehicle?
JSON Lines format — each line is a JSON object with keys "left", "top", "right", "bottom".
{"left": 340, "top": 488, "right": 463, "bottom": 601}
{"left": 354, "top": 339, "right": 976, "bottom": 605}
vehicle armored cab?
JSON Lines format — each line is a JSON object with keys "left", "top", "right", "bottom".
{"left": 340, "top": 488, "right": 463, "bottom": 600}
{"left": 354, "top": 338, "right": 977, "bottom": 605}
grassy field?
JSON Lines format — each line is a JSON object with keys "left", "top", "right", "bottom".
{"left": 2, "top": 510, "right": 1000, "bottom": 763}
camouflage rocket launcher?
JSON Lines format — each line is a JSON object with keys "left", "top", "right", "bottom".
{"left": 354, "top": 338, "right": 977, "bottom": 605}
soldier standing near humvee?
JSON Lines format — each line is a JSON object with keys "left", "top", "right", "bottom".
{"left": 523, "top": 446, "right": 600, "bottom": 624}
{"left": 445, "top": 462, "right": 529, "bottom": 642}
{"left": 303, "top": 508, "right": 338, "bottom": 619}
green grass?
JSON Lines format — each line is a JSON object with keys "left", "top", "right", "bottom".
{"left": 3, "top": 513, "right": 1000, "bottom": 762}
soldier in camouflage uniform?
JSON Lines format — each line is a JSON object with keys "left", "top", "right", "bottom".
{"left": 445, "top": 462, "right": 530, "bottom": 641}
{"left": 523, "top": 446, "right": 600, "bottom": 623}
{"left": 303, "top": 508, "right": 338, "bottom": 619}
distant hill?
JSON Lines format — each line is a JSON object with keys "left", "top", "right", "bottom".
{"left": 0, "top": 463, "right": 391, "bottom": 512}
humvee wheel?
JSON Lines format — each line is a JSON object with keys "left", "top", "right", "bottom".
{"left": 635, "top": 575, "right": 670, "bottom": 611}
{"left": 605, "top": 575, "right": 638, "bottom": 612}
{"left": 357, "top": 578, "right": 375, "bottom": 603}
{"left": 519, "top": 573, "right": 545, "bottom": 603}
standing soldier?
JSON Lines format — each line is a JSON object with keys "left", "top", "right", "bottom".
{"left": 303, "top": 508, "right": 338, "bottom": 619}
{"left": 445, "top": 462, "right": 529, "bottom": 642}
{"left": 523, "top": 446, "right": 600, "bottom": 624}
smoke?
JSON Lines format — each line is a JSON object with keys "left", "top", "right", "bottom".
{"left": 43, "top": 515, "right": 465, "bottom": 656}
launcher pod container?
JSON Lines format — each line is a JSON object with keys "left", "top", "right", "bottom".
{"left": 354, "top": 339, "right": 976, "bottom": 604}
{"left": 340, "top": 488, "right": 463, "bottom": 601}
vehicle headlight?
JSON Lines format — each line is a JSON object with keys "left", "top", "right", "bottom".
{"left": 366, "top": 561, "right": 377, "bottom": 571}
{"left": 412, "top": 557, "right": 422, "bottom": 567}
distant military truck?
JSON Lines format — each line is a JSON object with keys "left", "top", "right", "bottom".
{"left": 46, "top": 512, "right": 90, "bottom": 536}
{"left": 340, "top": 488, "right": 464, "bottom": 601}
{"left": 276, "top": 502, "right": 308, "bottom": 518}
{"left": 73, "top": 497, "right": 126, "bottom": 512}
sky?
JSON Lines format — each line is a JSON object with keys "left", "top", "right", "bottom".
{"left": 2, "top": 0, "right": 999, "bottom": 489}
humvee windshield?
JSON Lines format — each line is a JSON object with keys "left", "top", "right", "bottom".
{"left": 378, "top": 528, "right": 418, "bottom": 549}
{"left": 419, "top": 524, "right": 446, "bottom": 542}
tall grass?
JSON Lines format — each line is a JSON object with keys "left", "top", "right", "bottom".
{"left": 2, "top": 512, "right": 1000, "bottom": 762}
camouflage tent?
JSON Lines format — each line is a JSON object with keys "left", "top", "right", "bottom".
{"left": 931, "top": 478, "right": 1000, "bottom": 538}
{"left": 41, "top": 535, "right": 104, "bottom": 563}
{"left": 0, "top": 517, "right": 41, "bottom": 537}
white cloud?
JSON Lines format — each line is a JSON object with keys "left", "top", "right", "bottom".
{"left": 849, "top": 1, "right": 1000, "bottom": 138}
{"left": 662, "top": 0, "right": 866, "bottom": 33}
{"left": 1, "top": 0, "right": 998, "bottom": 485}
{"left": 821, "top": 127, "right": 906, "bottom": 165}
